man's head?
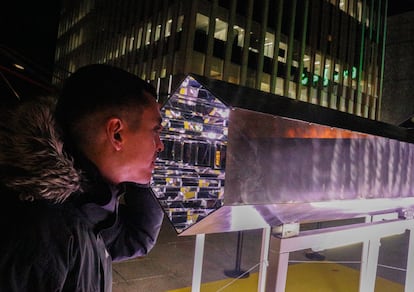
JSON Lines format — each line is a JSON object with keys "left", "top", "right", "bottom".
{"left": 55, "top": 64, "right": 164, "bottom": 185}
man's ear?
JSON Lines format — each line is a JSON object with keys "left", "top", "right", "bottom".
{"left": 106, "top": 118, "right": 123, "bottom": 151}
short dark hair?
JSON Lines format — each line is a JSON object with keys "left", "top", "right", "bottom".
{"left": 55, "top": 64, "right": 156, "bottom": 151}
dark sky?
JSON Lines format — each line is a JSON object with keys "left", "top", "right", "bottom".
{"left": 1, "top": 0, "right": 61, "bottom": 74}
{"left": 0, "top": 0, "right": 61, "bottom": 101}
{"left": 0, "top": 0, "right": 413, "bottom": 74}
{"left": 388, "top": 0, "right": 414, "bottom": 16}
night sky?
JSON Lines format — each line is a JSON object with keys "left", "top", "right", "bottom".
{"left": 0, "top": 0, "right": 61, "bottom": 74}
{"left": 0, "top": 0, "right": 413, "bottom": 75}
{"left": 388, "top": 0, "right": 414, "bottom": 15}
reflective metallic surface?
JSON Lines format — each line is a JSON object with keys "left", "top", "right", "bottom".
{"left": 225, "top": 108, "right": 414, "bottom": 205}
{"left": 178, "top": 198, "right": 414, "bottom": 236}
{"left": 152, "top": 76, "right": 228, "bottom": 233}
{"left": 152, "top": 74, "right": 414, "bottom": 235}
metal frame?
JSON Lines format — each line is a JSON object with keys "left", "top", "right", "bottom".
{"left": 191, "top": 218, "right": 414, "bottom": 292}
{"left": 192, "top": 234, "right": 205, "bottom": 292}
{"left": 266, "top": 217, "right": 414, "bottom": 292}
{"left": 191, "top": 227, "right": 271, "bottom": 292}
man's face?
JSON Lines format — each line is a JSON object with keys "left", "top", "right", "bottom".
{"left": 121, "top": 93, "right": 164, "bottom": 184}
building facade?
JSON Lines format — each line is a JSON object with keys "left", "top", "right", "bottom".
{"left": 381, "top": 10, "right": 414, "bottom": 125}
{"left": 54, "top": 0, "right": 388, "bottom": 119}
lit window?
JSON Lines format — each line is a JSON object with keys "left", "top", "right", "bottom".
{"left": 145, "top": 22, "right": 152, "bottom": 45}
{"left": 177, "top": 15, "right": 184, "bottom": 32}
{"left": 357, "top": 1, "right": 363, "bottom": 22}
{"left": 196, "top": 13, "right": 209, "bottom": 34}
{"left": 214, "top": 18, "right": 228, "bottom": 41}
{"left": 278, "top": 42, "right": 287, "bottom": 63}
{"left": 260, "top": 73, "right": 270, "bottom": 92}
{"left": 339, "top": 0, "right": 347, "bottom": 12}
{"left": 129, "top": 37, "right": 134, "bottom": 51}
{"left": 121, "top": 36, "right": 127, "bottom": 55}
{"left": 155, "top": 24, "right": 162, "bottom": 41}
{"left": 137, "top": 27, "right": 143, "bottom": 49}
{"left": 314, "top": 53, "right": 322, "bottom": 77}
{"left": 324, "top": 58, "right": 331, "bottom": 87}
{"left": 233, "top": 25, "right": 244, "bottom": 47}
{"left": 264, "top": 32, "right": 274, "bottom": 58}
{"left": 165, "top": 19, "right": 172, "bottom": 37}
{"left": 210, "top": 57, "right": 223, "bottom": 79}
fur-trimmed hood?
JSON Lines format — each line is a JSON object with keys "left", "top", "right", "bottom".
{"left": 0, "top": 97, "right": 82, "bottom": 203}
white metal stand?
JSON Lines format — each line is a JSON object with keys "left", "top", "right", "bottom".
{"left": 405, "top": 227, "right": 414, "bottom": 292}
{"left": 266, "top": 217, "right": 414, "bottom": 292}
{"left": 190, "top": 218, "right": 414, "bottom": 292}
{"left": 191, "top": 234, "right": 205, "bottom": 292}
{"left": 191, "top": 227, "right": 271, "bottom": 292}
{"left": 258, "top": 227, "right": 271, "bottom": 292}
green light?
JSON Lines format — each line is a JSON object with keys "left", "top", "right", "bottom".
{"left": 323, "top": 68, "right": 329, "bottom": 86}
{"left": 301, "top": 73, "right": 308, "bottom": 85}
{"left": 343, "top": 67, "right": 357, "bottom": 79}
{"left": 352, "top": 66, "right": 357, "bottom": 79}
{"left": 301, "top": 66, "right": 354, "bottom": 87}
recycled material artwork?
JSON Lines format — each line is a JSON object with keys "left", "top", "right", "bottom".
{"left": 152, "top": 74, "right": 414, "bottom": 235}
{"left": 152, "top": 76, "right": 229, "bottom": 233}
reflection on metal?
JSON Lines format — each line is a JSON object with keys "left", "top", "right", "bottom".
{"left": 152, "top": 76, "right": 229, "bottom": 233}
{"left": 153, "top": 74, "right": 414, "bottom": 235}
{"left": 225, "top": 108, "right": 414, "bottom": 205}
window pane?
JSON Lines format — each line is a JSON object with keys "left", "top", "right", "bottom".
{"left": 196, "top": 13, "right": 209, "bottom": 34}
{"left": 233, "top": 25, "right": 244, "bottom": 47}
{"left": 264, "top": 32, "right": 275, "bottom": 58}
{"left": 214, "top": 18, "right": 228, "bottom": 41}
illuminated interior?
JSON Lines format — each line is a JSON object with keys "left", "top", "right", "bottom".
{"left": 152, "top": 76, "right": 229, "bottom": 233}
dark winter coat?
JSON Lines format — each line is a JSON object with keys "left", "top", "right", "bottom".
{"left": 0, "top": 98, "right": 164, "bottom": 291}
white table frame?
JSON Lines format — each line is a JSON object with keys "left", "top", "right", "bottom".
{"left": 191, "top": 216, "right": 414, "bottom": 292}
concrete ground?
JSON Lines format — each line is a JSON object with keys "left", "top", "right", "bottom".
{"left": 112, "top": 218, "right": 409, "bottom": 292}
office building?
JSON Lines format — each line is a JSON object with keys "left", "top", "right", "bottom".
{"left": 54, "top": 0, "right": 387, "bottom": 119}
{"left": 381, "top": 9, "right": 414, "bottom": 125}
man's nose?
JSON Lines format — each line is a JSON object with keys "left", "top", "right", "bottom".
{"left": 157, "top": 137, "right": 164, "bottom": 153}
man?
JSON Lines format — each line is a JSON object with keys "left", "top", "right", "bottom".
{"left": 0, "top": 64, "right": 165, "bottom": 291}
